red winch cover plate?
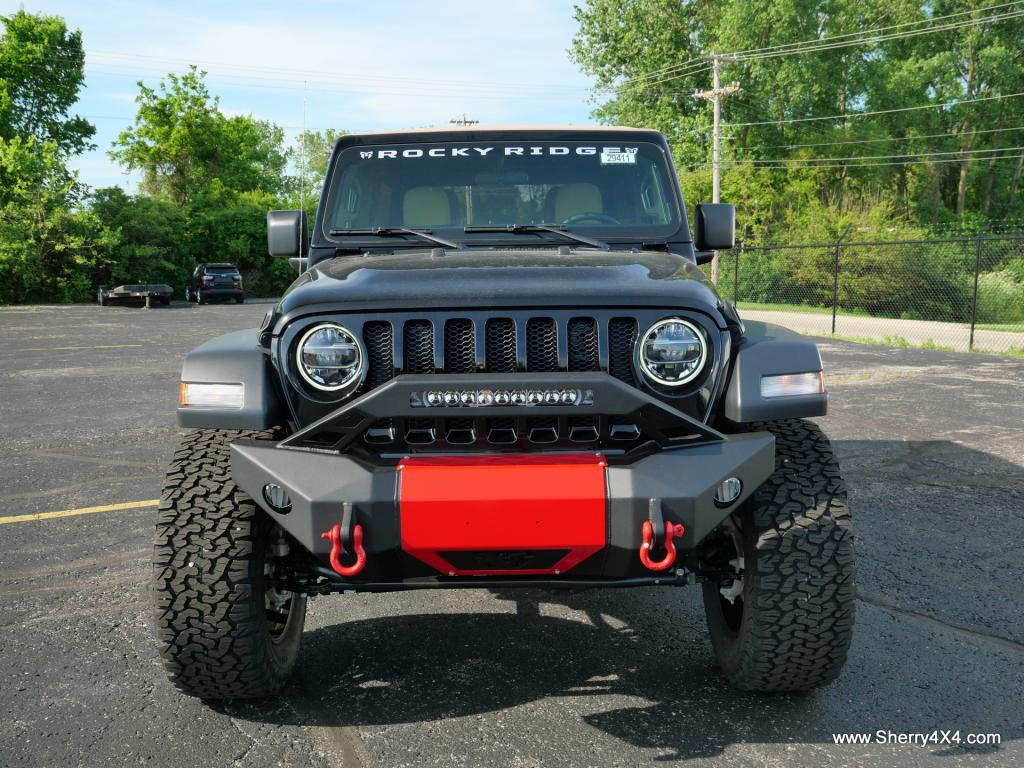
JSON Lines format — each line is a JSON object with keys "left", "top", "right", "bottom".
{"left": 398, "top": 454, "right": 607, "bottom": 576}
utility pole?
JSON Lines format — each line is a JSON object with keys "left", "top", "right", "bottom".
{"left": 450, "top": 113, "right": 479, "bottom": 126}
{"left": 693, "top": 55, "right": 740, "bottom": 285}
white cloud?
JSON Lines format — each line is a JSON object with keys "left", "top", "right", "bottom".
{"left": 10, "top": 0, "right": 599, "bottom": 187}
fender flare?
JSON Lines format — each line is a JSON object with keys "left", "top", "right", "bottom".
{"left": 177, "top": 328, "right": 285, "bottom": 430}
{"left": 722, "top": 321, "right": 828, "bottom": 423}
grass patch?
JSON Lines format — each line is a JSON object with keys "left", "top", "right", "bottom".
{"left": 736, "top": 301, "right": 833, "bottom": 315}
{"left": 815, "top": 332, "right": 1024, "bottom": 358}
{"left": 972, "top": 322, "right": 1024, "bottom": 333}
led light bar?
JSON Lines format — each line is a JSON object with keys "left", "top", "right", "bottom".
{"left": 760, "top": 371, "right": 824, "bottom": 399}
{"left": 179, "top": 382, "right": 245, "bottom": 409}
{"left": 410, "top": 388, "right": 594, "bottom": 409}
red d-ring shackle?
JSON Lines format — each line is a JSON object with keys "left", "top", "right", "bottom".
{"left": 639, "top": 520, "right": 685, "bottom": 572}
{"left": 320, "top": 523, "right": 366, "bottom": 577}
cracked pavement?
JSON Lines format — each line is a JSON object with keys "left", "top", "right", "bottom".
{"left": 0, "top": 303, "right": 1022, "bottom": 767}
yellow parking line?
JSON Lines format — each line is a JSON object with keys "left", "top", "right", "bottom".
{"left": 0, "top": 499, "right": 160, "bottom": 525}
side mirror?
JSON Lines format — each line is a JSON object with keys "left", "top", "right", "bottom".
{"left": 267, "top": 210, "right": 308, "bottom": 257}
{"left": 693, "top": 203, "right": 736, "bottom": 257}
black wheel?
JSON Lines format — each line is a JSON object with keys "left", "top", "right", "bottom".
{"left": 153, "top": 429, "right": 306, "bottom": 699}
{"left": 701, "top": 419, "right": 854, "bottom": 692}
{"left": 160, "top": 297, "right": 170, "bottom": 306}
{"left": 235, "top": 296, "right": 245, "bottom": 304}
{"left": 196, "top": 289, "right": 205, "bottom": 305}
{"left": 184, "top": 287, "right": 192, "bottom": 302}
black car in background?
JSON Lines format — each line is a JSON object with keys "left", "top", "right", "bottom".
{"left": 185, "top": 263, "right": 244, "bottom": 304}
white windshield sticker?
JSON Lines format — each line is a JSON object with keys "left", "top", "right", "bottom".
{"left": 351, "top": 145, "right": 646, "bottom": 160}
{"left": 600, "top": 147, "right": 638, "bottom": 165}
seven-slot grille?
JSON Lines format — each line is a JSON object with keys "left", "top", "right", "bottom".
{"left": 361, "top": 314, "right": 643, "bottom": 448}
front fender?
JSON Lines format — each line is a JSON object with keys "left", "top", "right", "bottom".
{"left": 722, "top": 321, "right": 828, "bottom": 423}
{"left": 177, "top": 328, "right": 285, "bottom": 430}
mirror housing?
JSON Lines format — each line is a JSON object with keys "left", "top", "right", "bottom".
{"left": 288, "top": 257, "right": 308, "bottom": 273}
{"left": 267, "top": 210, "right": 308, "bottom": 257}
{"left": 693, "top": 203, "right": 736, "bottom": 258}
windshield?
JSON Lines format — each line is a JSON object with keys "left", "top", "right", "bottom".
{"left": 205, "top": 266, "right": 239, "bottom": 275}
{"left": 323, "top": 140, "right": 681, "bottom": 244}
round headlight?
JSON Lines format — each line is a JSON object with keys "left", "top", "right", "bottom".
{"left": 639, "top": 318, "right": 707, "bottom": 387}
{"left": 296, "top": 323, "right": 364, "bottom": 392}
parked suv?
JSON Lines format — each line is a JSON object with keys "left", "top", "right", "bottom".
{"left": 156, "top": 126, "right": 854, "bottom": 700}
{"left": 185, "top": 263, "right": 244, "bottom": 304}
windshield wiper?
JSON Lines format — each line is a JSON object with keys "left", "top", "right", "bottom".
{"left": 329, "top": 227, "right": 463, "bottom": 250}
{"left": 463, "top": 224, "right": 609, "bottom": 251}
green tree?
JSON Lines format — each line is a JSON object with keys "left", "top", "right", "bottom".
{"left": 0, "top": 9, "right": 95, "bottom": 155}
{"left": 571, "top": 0, "right": 1024, "bottom": 229}
{"left": 0, "top": 137, "right": 114, "bottom": 303}
{"left": 90, "top": 187, "right": 190, "bottom": 289}
{"left": 111, "top": 66, "right": 287, "bottom": 205}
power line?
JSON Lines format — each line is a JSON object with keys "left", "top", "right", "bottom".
{"left": 745, "top": 124, "right": 1024, "bottom": 151}
{"left": 707, "top": 152, "right": 1024, "bottom": 170}
{"left": 607, "top": 3, "right": 1022, "bottom": 90}
{"left": 721, "top": 1, "right": 1022, "bottom": 60}
{"left": 724, "top": 90, "right": 1024, "bottom": 128}
{"left": 742, "top": 144, "right": 1024, "bottom": 165}
{"left": 81, "top": 49, "right": 595, "bottom": 93}
{"left": 643, "top": 5, "right": 1024, "bottom": 87}
{"left": 732, "top": 9, "right": 1024, "bottom": 62}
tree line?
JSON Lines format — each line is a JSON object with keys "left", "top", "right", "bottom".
{"left": 3, "top": 5, "right": 1023, "bottom": 316}
{"left": 572, "top": 0, "right": 1024, "bottom": 324}
{"left": 0, "top": 10, "right": 339, "bottom": 304}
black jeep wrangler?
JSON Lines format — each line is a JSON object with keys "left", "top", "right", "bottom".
{"left": 155, "top": 127, "right": 854, "bottom": 699}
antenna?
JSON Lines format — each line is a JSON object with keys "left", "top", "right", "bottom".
{"left": 300, "top": 80, "right": 308, "bottom": 260}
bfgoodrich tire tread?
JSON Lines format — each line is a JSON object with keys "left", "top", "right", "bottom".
{"left": 153, "top": 428, "right": 305, "bottom": 699}
{"left": 703, "top": 418, "right": 855, "bottom": 692}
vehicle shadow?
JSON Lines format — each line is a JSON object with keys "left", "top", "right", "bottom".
{"left": 220, "top": 439, "right": 1024, "bottom": 761}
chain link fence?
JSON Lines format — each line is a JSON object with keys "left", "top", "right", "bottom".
{"left": 714, "top": 234, "right": 1024, "bottom": 354}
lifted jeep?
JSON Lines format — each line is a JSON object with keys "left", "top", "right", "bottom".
{"left": 154, "top": 126, "right": 854, "bottom": 699}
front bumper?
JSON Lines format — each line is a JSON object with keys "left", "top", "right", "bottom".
{"left": 230, "top": 373, "right": 775, "bottom": 584}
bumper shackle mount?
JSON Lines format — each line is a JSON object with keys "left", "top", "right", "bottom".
{"left": 640, "top": 498, "right": 685, "bottom": 572}
{"left": 320, "top": 502, "right": 367, "bottom": 577}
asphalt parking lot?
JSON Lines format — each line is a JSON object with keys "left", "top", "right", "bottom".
{"left": 1, "top": 302, "right": 1022, "bottom": 768}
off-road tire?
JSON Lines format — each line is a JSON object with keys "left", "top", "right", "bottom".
{"left": 702, "top": 419, "right": 854, "bottom": 692}
{"left": 153, "top": 428, "right": 306, "bottom": 699}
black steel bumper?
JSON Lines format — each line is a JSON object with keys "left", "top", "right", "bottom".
{"left": 230, "top": 373, "right": 775, "bottom": 584}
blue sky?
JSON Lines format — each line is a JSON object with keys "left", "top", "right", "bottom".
{"left": 5, "top": 0, "right": 597, "bottom": 189}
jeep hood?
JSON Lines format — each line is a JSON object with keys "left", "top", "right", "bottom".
{"left": 276, "top": 248, "right": 726, "bottom": 326}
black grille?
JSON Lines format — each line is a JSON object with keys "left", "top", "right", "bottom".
{"left": 608, "top": 317, "right": 638, "bottom": 385}
{"left": 355, "top": 313, "right": 660, "bottom": 449}
{"left": 405, "top": 321, "right": 434, "bottom": 373}
{"left": 567, "top": 318, "right": 599, "bottom": 371}
{"left": 444, "top": 319, "right": 475, "bottom": 373}
{"left": 403, "top": 321, "right": 434, "bottom": 436}
{"left": 485, "top": 318, "right": 516, "bottom": 372}
{"left": 363, "top": 321, "right": 394, "bottom": 389}
{"left": 526, "top": 318, "right": 558, "bottom": 372}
